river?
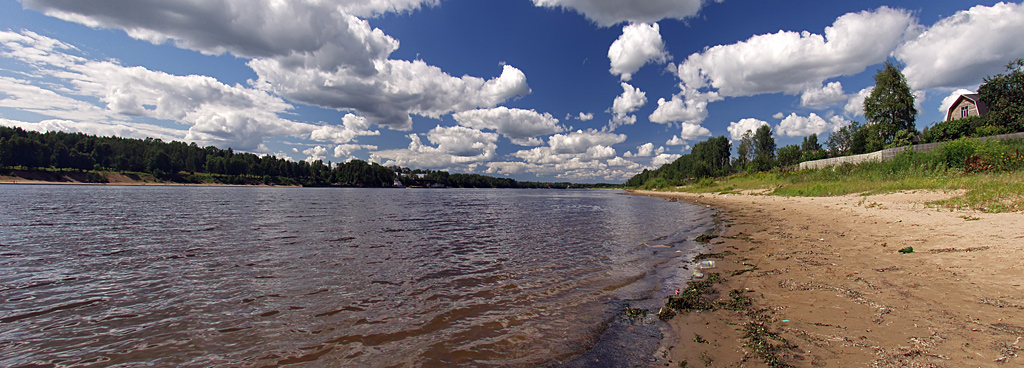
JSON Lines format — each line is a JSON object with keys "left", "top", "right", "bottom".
{"left": 0, "top": 185, "right": 713, "bottom": 367}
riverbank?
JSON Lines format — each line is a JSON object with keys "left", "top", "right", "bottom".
{"left": 635, "top": 190, "right": 1024, "bottom": 367}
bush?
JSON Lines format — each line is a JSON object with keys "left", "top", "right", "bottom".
{"left": 939, "top": 138, "right": 977, "bottom": 169}
{"left": 85, "top": 172, "right": 107, "bottom": 183}
{"left": 923, "top": 116, "right": 986, "bottom": 143}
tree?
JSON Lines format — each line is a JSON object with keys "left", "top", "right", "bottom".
{"left": 979, "top": 58, "right": 1024, "bottom": 132}
{"left": 801, "top": 134, "right": 821, "bottom": 152}
{"left": 750, "top": 125, "right": 776, "bottom": 172}
{"left": 864, "top": 61, "right": 917, "bottom": 147}
{"left": 777, "top": 144, "right": 802, "bottom": 168}
{"left": 734, "top": 129, "right": 753, "bottom": 169}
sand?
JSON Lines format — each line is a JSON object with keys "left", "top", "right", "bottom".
{"left": 634, "top": 190, "right": 1024, "bottom": 367}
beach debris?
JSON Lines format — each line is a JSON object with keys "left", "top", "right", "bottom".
{"left": 898, "top": 246, "right": 914, "bottom": 254}
{"left": 693, "top": 270, "right": 705, "bottom": 279}
{"left": 697, "top": 260, "right": 716, "bottom": 269}
{"left": 695, "top": 233, "right": 715, "bottom": 243}
{"left": 622, "top": 305, "right": 649, "bottom": 320}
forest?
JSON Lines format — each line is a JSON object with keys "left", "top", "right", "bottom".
{"left": 0, "top": 126, "right": 600, "bottom": 188}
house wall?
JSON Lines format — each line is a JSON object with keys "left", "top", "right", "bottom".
{"left": 949, "top": 99, "right": 980, "bottom": 121}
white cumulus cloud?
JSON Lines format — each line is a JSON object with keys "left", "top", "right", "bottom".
{"left": 453, "top": 106, "right": 564, "bottom": 145}
{"left": 800, "top": 81, "right": 847, "bottom": 107}
{"left": 22, "top": 0, "right": 532, "bottom": 131}
{"left": 726, "top": 118, "right": 769, "bottom": 141}
{"left": 895, "top": 2, "right": 1024, "bottom": 89}
{"left": 775, "top": 113, "right": 849, "bottom": 138}
{"left": 677, "top": 7, "right": 917, "bottom": 97}
{"left": 609, "top": 82, "right": 647, "bottom": 130}
{"left": 608, "top": 23, "right": 669, "bottom": 81}
{"left": 844, "top": 87, "right": 873, "bottom": 117}
{"left": 531, "top": 0, "right": 709, "bottom": 26}
{"left": 648, "top": 87, "right": 721, "bottom": 125}
{"left": 651, "top": 153, "right": 681, "bottom": 167}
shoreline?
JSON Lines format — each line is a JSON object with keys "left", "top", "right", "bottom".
{"left": 634, "top": 189, "right": 1024, "bottom": 367}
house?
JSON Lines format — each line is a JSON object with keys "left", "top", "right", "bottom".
{"left": 945, "top": 93, "right": 989, "bottom": 121}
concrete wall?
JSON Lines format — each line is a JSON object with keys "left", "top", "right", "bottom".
{"left": 798, "top": 132, "right": 1024, "bottom": 170}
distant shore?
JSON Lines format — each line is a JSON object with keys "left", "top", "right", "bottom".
{"left": 0, "top": 170, "right": 284, "bottom": 187}
{"left": 634, "top": 190, "right": 1024, "bottom": 367}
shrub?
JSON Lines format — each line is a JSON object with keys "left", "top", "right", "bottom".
{"left": 85, "top": 172, "right": 107, "bottom": 183}
{"left": 939, "top": 138, "right": 977, "bottom": 169}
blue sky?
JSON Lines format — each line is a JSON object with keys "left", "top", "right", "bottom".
{"left": 2, "top": 0, "right": 1023, "bottom": 182}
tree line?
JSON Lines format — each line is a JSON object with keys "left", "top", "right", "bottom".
{"left": 0, "top": 126, "right": 611, "bottom": 188}
{"left": 628, "top": 58, "right": 1024, "bottom": 188}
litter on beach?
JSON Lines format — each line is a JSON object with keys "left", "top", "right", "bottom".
{"left": 692, "top": 270, "right": 705, "bottom": 278}
{"left": 696, "top": 260, "right": 716, "bottom": 269}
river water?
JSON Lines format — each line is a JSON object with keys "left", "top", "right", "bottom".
{"left": 0, "top": 185, "right": 714, "bottom": 367}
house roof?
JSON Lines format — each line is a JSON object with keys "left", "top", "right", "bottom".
{"left": 945, "top": 93, "right": 990, "bottom": 121}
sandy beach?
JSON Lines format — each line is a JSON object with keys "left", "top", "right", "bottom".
{"left": 635, "top": 190, "right": 1024, "bottom": 367}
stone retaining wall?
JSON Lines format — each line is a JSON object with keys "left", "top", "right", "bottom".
{"left": 798, "top": 132, "right": 1024, "bottom": 170}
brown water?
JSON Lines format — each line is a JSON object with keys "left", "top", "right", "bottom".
{"left": 0, "top": 185, "right": 713, "bottom": 367}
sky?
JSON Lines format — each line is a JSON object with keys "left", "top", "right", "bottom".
{"left": 2, "top": 0, "right": 1024, "bottom": 183}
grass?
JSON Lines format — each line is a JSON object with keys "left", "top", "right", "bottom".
{"left": 665, "top": 138, "right": 1024, "bottom": 213}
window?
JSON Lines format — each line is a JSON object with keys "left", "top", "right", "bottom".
{"left": 961, "top": 105, "right": 969, "bottom": 118}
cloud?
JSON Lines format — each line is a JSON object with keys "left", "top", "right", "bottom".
{"left": 677, "top": 7, "right": 916, "bottom": 97}
{"left": 548, "top": 129, "right": 627, "bottom": 154}
{"left": 726, "top": 118, "right": 768, "bottom": 141}
{"left": 665, "top": 135, "right": 686, "bottom": 146}
{"left": 0, "top": 30, "right": 337, "bottom": 151}
{"left": 495, "top": 130, "right": 633, "bottom": 181}
{"left": 22, "top": 0, "right": 434, "bottom": 59}
{"left": 308, "top": 114, "right": 380, "bottom": 144}
{"left": 371, "top": 125, "right": 498, "bottom": 169}
{"left": 800, "top": 81, "right": 847, "bottom": 107}
{"left": 648, "top": 86, "right": 721, "bottom": 124}
{"left": 938, "top": 88, "right": 976, "bottom": 115}
{"left": 608, "top": 23, "right": 669, "bottom": 81}
{"left": 531, "top": 0, "right": 708, "bottom": 26}
{"left": 22, "top": 0, "right": 532, "bottom": 131}
{"left": 775, "top": 113, "right": 849, "bottom": 137}
{"left": 609, "top": 82, "right": 646, "bottom": 130}
{"left": 634, "top": 142, "right": 665, "bottom": 157}
{"left": 679, "top": 122, "right": 713, "bottom": 141}
{"left": 772, "top": 112, "right": 784, "bottom": 119}
{"left": 578, "top": 112, "right": 594, "bottom": 121}
{"left": 844, "top": 87, "right": 873, "bottom": 117}
{"left": 453, "top": 106, "right": 564, "bottom": 145}
{"left": 651, "top": 153, "right": 681, "bottom": 167}
{"left": 607, "top": 156, "right": 640, "bottom": 168}
{"left": 334, "top": 144, "right": 378, "bottom": 158}
{"left": 303, "top": 145, "right": 329, "bottom": 162}
{"left": 250, "top": 60, "right": 531, "bottom": 130}
{"left": 895, "top": 2, "right": 1024, "bottom": 89}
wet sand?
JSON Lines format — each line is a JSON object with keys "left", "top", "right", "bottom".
{"left": 635, "top": 190, "right": 1024, "bottom": 367}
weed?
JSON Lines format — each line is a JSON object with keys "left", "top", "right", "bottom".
{"left": 693, "top": 334, "right": 709, "bottom": 344}
{"left": 898, "top": 246, "right": 914, "bottom": 254}
{"left": 623, "top": 305, "right": 648, "bottom": 320}
{"left": 695, "top": 233, "right": 715, "bottom": 243}
{"left": 743, "top": 320, "right": 796, "bottom": 368}
{"left": 699, "top": 351, "right": 713, "bottom": 366}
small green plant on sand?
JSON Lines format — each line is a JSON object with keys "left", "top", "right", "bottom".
{"left": 623, "top": 305, "right": 648, "bottom": 320}
{"left": 898, "top": 246, "right": 914, "bottom": 254}
{"left": 694, "top": 234, "right": 715, "bottom": 243}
